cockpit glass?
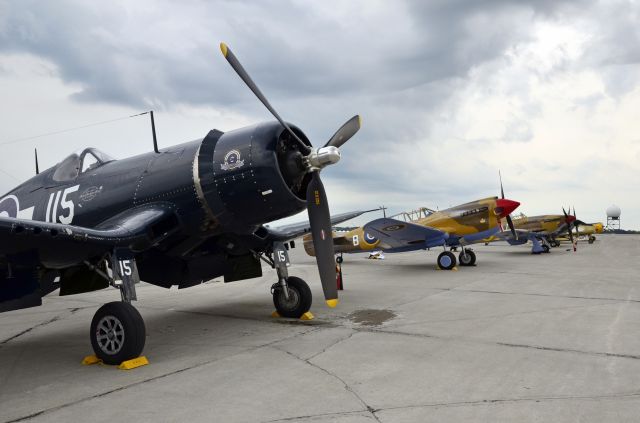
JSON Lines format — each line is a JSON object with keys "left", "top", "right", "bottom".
{"left": 90, "top": 149, "right": 115, "bottom": 163}
{"left": 52, "top": 148, "right": 115, "bottom": 182}
{"left": 52, "top": 154, "right": 81, "bottom": 182}
{"left": 81, "top": 152, "right": 99, "bottom": 173}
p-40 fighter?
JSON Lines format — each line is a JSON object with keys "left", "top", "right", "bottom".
{"left": 305, "top": 193, "right": 520, "bottom": 270}
{"left": 492, "top": 207, "right": 578, "bottom": 253}
{"left": 0, "top": 43, "right": 363, "bottom": 364}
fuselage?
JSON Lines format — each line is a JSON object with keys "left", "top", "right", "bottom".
{"left": 511, "top": 214, "right": 575, "bottom": 234}
{"left": 0, "top": 121, "right": 312, "bottom": 285}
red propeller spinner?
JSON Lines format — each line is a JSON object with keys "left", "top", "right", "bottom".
{"left": 495, "top": 198, "right": 521, "bottom": 218}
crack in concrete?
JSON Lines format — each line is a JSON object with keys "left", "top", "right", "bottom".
{"left": 273, "top": 346, "right": 382, "bottom": 422}
{"left": 262, "top": 410, "right": 371, "bottom": 422}
{"left": 455, "top": 288, "right": 640, "bottom": 304}
{"left": 3, "top": 326, "right": 320, "bottom": 423}
{"left": 373, "top": 390, "right": 640, "bottom": 413}
{"left": 358, "top": 327, "right": 640, "bottom": 361}
{"left": 261, "top": 387, "right": 640, "bottom": 423}
{"left": 305, "top": 330, "right": 357, "bottom": 361}
{"left": 0, "top": 307, "right": 84, "bottom": 346}
{"left": 0, "top": 316, "right": 61, "bottom": 346}
{"left": 494, "top": 341, "right": 640, "bottom": 360}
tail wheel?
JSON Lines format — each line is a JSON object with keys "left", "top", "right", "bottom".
{"left": 90, "top": 302, "right": 146, "bottom": 365}
{"left": 459, "top": 250, "right": 476, "bottom": 266}
{"left": 336, "top": 255, "right": 344, "bottom": 264}
{"left": 437, "top": 251, "right": 456, "bottom": 270}
{"left": 272, "top": 276, "right": 312, "bottom": 318}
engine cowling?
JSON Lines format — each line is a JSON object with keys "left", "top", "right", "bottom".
{"left": 196, "top": 122, "right": 312, "bottom": 232}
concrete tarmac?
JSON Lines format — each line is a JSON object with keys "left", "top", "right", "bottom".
{"left": 1, "top": 234, "right": 639, "bottom": 422}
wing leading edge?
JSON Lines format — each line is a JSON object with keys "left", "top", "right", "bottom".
{"left": 364, "top": 218, "right": 448, "bottom": 250}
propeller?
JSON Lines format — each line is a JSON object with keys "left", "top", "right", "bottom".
{"left": 572, "top": 206, "right": 580, "bottom": 237}
{"left": 562, "top": 207, "right": 576, "bottom": 252}
{"left": 499, "top": 171, "right": 517, "bottom": 239}
{"left": 220, "top": 43, "right": 361, "bottom": 307}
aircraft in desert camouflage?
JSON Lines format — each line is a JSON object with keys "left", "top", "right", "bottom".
{"left": 304, "top": 195, "right": 520, "bottom": 270}
{"left": 493, "top": 208, "right": 578, "bottom": 253}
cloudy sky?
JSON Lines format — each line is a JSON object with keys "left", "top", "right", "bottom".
{"left": 0, "top": 0, "right": 638, "bottom": 228}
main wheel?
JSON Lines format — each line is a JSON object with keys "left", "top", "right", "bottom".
{"left": 90, "top": 302, "right": 146, "bottom": 365}
{"left": 458, "top": 250, "right": 476, "bottom": 266}
{"left": 550, "top": 240, "right": 559, "bottom": 247}
{"left": 437, "top": 251, "right": 456, "bottom": 270}
{"left": 273, "top": 276, "right": 312, "bottom": 318}
{"left": 542, "top": 244, "right": 550, "bottom": 253}
{"left": 588, "top": 236, "right": 595, "bottom": 244}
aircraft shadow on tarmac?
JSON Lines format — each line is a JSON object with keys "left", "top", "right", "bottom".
{"left": 0, "top": 300, "right": 309, "bottom": 364}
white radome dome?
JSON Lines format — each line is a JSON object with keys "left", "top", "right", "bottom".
{"left": 606, "top": 205, "right": 621, "bottom": 218}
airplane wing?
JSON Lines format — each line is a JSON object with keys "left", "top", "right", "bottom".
{"left": 363, "top": 218, "right": 447, "bottom": 250}
{"left": 493, "top": 229, "right": 540, "bottom": 245}
{"left": 0, "top": 203, "right": 180, "bottom": 312}
{"left": 267, "top": 209, "right": 376, "bottom": 241}
{"left": 0, "top": 203, "right": 180, "bottom": 260}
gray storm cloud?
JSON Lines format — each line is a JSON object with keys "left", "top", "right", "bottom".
{"left": 0, "top": 0, "right": 638, "bottom": 226}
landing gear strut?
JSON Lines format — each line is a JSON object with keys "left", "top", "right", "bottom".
{"left": 272, "top": 277, "right": 312, "bottom": 318}
{"left": 458, "top": 248, "right": 476, "bottom": 266}
{"left": 88, "top": 250, "right": 146, "bottom": 365}
{"left": 267, "top": 242, "right": 312, "bottom": 318}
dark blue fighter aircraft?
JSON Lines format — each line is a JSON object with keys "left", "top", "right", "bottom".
{"left": 0, "top": 43, "right": 362, "bottom": 364}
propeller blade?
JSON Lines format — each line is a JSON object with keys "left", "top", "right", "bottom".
{"left": 567, "top": 222, "right": 576, "bottom": 251}
{"left": 306, "top": 172, "right": 338, "bottom": 306}
{"left": 324, "top": 115, "right": 362, "bottom": 149}
{"left": 499, "top": 170, "right": 505, "bottom": 199}
{"left": 506, "top": 214, "right": 518, "bottom": 239}
{"left": 562, "top": 207, "right": 576, "bottom": 251}
{"left": 219, "top": 43, "right": 310, "bottom": 153}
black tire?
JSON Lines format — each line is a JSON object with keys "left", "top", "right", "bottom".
{"left": 542, "top": 244, "right": 550, "bottom": 253}
{"left": 437, "top": 251, "right": 456, "bottom": 270}
{"left": 549, "top": 240, "right": 559, "bottom": 248}
{"left": 588, "top": 236, "right": 595, "bottom": 244}
{"left": 90, "top": 302, "right": 146, "bottom": 365}
{"left": 273, "top": 277, "right": 312, "bottom": 318}
{"left": 336, "top": 255, "right": 344, "bottom": 264}
{"left": 459, "top": 250, "right": 476, "bottom": 266}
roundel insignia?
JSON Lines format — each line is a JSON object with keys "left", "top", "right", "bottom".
{"left": 364, "top": 232, "right": 378, "bottom": 244}
{"left": 220, "top": 149, "right": 245, "bottom": 171}
{"left": 382, "top": 224, "right": 405, "bottom": 232}
{"left": 0, "top": 196, "right": 19, "bottom": 218}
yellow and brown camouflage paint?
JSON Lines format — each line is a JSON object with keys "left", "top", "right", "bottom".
{"left": 304, "top": 197, "right": 516, "bottom": 256}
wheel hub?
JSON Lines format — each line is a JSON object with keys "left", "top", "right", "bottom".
{"left": 278, "top": 288, "right": 300, "bottom": 311}
{"left": 96, "top": 315, "right": 125, "bottom": 355}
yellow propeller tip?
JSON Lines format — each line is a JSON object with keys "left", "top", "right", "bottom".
{"left": 220, "top": 42, "right": 228, "bottom": 57}
{"left": 357, "top": 115, "right": 362, "bottom": 128}
{"left": 326, "top": 299, "right": 339, "bottom": 308}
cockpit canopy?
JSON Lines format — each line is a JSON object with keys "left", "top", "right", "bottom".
{"left": 52, "top": 148, "right": 115, "bottom": 182}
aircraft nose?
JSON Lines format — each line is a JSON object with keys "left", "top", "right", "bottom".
{"left": 495, "top": 198, "right": 520, "bottom": 217}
